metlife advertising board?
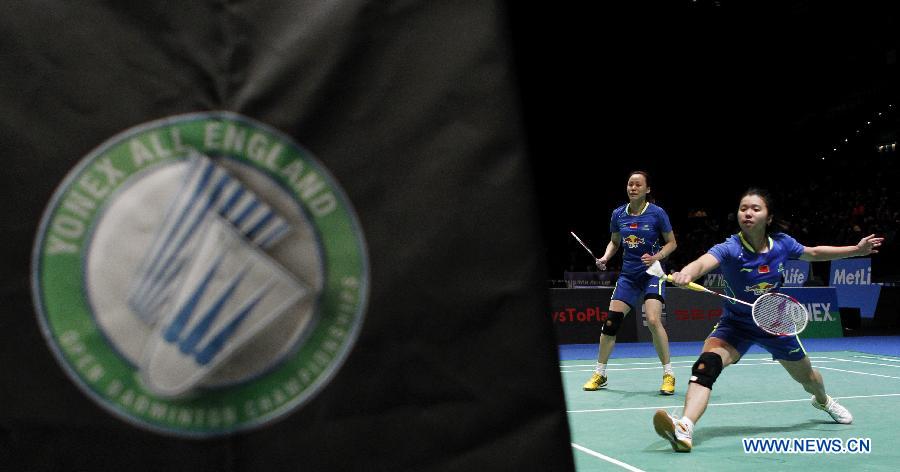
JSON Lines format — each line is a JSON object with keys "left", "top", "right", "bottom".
{"left": 782, "top": 260, "right": 810, "bottom": 287}
{"left": 830, "top": 258, "right": 881, "bottom": 318}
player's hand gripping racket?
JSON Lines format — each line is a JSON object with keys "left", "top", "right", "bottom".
{"left": 646, "top": 261, "right": 808, "bottom": 336}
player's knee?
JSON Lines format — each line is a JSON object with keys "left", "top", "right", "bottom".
{"left": 689, "top": 352, "right": 723, "bottom": 390}
{"left": 601, "top": 311, "right": 625, "bottom": 336}
{"left": 645, "top": 315, "right": 663, "bottom": 329}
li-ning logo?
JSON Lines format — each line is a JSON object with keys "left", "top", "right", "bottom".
{"left": 31, "top": 112, "right": 369, "bottom": 437}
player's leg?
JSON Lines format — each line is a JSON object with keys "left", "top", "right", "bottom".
{"left": 779, "top": 356, "right": 826, "bottom": 403}
{"left": 682, "top": 336, "right": 740, "bottom": 423}
{"left": 585, "top": 276, "right": 636, "bottom": 390}
{"left": 643, "top": 274, "right": 673, "bottom": 393}
{"left": 755, "top": 332, "right": 853, "bottom": 424}
{"left": 653, "top": 336, "right": 741, "bottom": 452}
{"left": 584, "top": 298, "right": 631, "bottom": 391}
{"left": 643, "top": 296, "right": 674, "bottom": 394}
{"left": 599, "top": 299, "right": 631, "bottom": 364}
{"left": 779, "top": 356, "right": 853, "bottom": 424}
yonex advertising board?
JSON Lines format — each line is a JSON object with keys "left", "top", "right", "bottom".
{"left": 781, "top": 287, "right": 843, "bottom": 338}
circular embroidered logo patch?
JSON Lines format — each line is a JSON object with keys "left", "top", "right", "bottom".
{"left": 31, "top": 112, "right": 368, "bottom": 437}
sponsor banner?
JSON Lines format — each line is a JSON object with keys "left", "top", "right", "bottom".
{"left": 829, "top": 259, "right": 881, "bottom": 318}
{"left": 635, "top": 287, "right": 842, "bottom": 343}
{"left": 549, "top": 288, "right": 638, "bottom": 344}
{"left": 780, "top": 287, "right": 843, "bottom": 338}
{"left": 562, "top": 271, "right": 618, "bottom": 288}
{"left": 782, "top": 260, "right": 810, "bottom": 287}
{"left": 643, "top": 287, "right": 722, "bottom": 342}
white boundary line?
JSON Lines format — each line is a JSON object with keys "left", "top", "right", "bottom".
{"left": 818, "top": 356, "right": 900, "bottom": 369}
{"left": 567, "top": 392, "right": 900, "bottom": 414}
{"left": 562, "top": 356, "right": 778, "bottom": 369}
{"left": 561, "top": 355, "right": 840, "bottom": 370}
{"left": 564, "top": 359, "right": 704, "bottom": 368}
{"left": 559, "top": 361, "right": 843, "bottom": 374}
{"left": 815, "top": 365, "right": 900, "bottom": 380}
{"left": 571, "top": 443, "right": 646, "bottom": 472}
{"left": 852, "top": 354, "right": 900, "bottom": 363}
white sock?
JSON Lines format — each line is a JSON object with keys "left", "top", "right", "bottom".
{"left": 663, "top": 363, "right": 674, "bottom": 375}
{"left": 680, "top": 416, "right": 694, "bottom": 431}
{"left": 596, "top": 363, "right": 607, "bottom": 376}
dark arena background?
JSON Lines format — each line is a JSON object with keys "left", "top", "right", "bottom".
{"left": 1, "top": 1, "right": 899, "bottom": 471}
{"left": 510, "top": 1, "right": 899, "bottom": 287}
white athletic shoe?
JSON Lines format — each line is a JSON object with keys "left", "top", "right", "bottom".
{"left": 653, "top": 409, "right": 693, "bottom": 452}
{"left": 811, "top": 395, "right": 853, "bottom": 424}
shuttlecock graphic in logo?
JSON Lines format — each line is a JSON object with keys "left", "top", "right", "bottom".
{"left": 129, "top": 153, "right": 308, "bottom": 397}
{"left": 128, "top": 153, "right": 294, "bottom": 327}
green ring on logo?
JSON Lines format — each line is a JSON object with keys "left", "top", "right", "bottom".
{"left": 31, "top": 112, "right": 368, "bottom": 437}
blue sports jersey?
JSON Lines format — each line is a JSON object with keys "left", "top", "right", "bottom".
{"left": 707, "top": 232, "right": 806, "bottom": 316}
{"left": 609, "top": 202, "right": 672, "bottom": 276}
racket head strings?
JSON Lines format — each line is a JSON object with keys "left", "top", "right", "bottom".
{"left": 752, "top": 292, "right": 809, "bottom": 336}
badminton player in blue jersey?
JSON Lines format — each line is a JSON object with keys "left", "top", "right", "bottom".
{"left": 583, "top": 171, "right": 678, "bottom": 395}
{"left": 653, "top": 188, "right": 884, "bottom": 452}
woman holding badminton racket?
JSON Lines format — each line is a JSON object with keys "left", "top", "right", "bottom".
{"left": 582, "top": 170, "right": 679, "bottom": 395}
{"left": 653, "top": 188, "right": 884, "bottom": 452}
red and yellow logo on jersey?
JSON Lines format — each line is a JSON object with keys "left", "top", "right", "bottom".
{"left": 622, "top": 235, "right": 645, "bottom": 249}
{"left": 745, "top": 282, "right": 776, "bottom": 296}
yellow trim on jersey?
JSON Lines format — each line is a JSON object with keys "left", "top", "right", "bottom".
{"left": 627, "top": 201, "right": 650, "bottom": 216}
{"left": 795, "top": 335, "right": 808, "bottom": 357}
{"left": 707, "top": 321, "right": 720, "bottom": 338}
{"left": 738, "top": 232, "right": 774, "bottom": 253}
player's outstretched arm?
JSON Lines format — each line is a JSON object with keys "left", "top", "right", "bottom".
{"left": 670, "top": 253, "right": 719, "bottom": 286}
{"left": 799, "top": 234, "right": 884, "bottom": 262}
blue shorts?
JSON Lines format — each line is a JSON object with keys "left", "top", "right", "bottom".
{"left": 709, "top": 307, "right": 806, "bottom": 362}
{"left": 611, "top": 271, "right": 665, "bottom": 311}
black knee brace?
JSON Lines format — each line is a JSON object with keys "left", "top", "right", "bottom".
{"left": 601, "top": 311, "right": 625, "bottom": 336}
{"left": 689, "top": 352, "right": 723, "bottom": 390}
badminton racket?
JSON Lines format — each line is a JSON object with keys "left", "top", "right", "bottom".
{"left": 569, "top": 231, "right": 597, "bottom": 259}
{"left": 646, "top": 261, "right": 808, "bottom": 336}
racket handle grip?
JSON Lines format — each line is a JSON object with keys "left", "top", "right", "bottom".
{"left": 663, "top": 275, "right": 711, "bottom": 293}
